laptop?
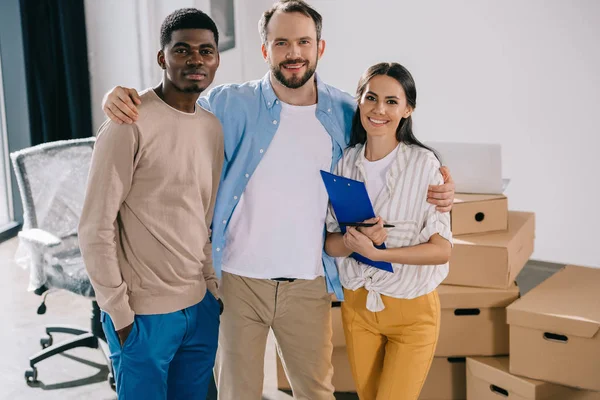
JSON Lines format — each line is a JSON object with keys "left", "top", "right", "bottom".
{"left": 424, "top": 141, "right": 509, "bottom": 194}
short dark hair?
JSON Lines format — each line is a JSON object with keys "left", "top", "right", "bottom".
{"left": 160, "top": 8, "right": 219, "bottom": 49}
{"left": 259, "top": 0, "right": 322, "bottom": 44}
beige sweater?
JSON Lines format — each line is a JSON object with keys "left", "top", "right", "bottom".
{"left": 79, "top": 89, "right": 224, "bottom": 330}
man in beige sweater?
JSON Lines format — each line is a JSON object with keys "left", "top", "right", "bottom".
{"left": 78, "top": 8, "right": 223, "bottom": 400}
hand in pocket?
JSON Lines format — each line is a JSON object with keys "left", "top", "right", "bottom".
{"left": 117, "top": 322, "right": 134, "bottom": 346}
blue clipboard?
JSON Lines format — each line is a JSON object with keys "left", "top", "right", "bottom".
{"left": 320, "top": 170, "right": 393, "bottom": 273}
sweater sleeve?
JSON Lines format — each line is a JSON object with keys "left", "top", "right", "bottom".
{"left": 78, "top": 120, "right": 138, "bottom": 330}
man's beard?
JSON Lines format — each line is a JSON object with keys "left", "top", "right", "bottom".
{"left": 180, "top": 84, "right": 204, "bottom": 94}
{"left": 172, "top": 81, "right": 205, "bottom": 94}
{"left": 271, "top": 58, "right": 317, "bottom": 89}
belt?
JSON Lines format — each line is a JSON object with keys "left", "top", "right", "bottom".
{"left": 271, "top": 277, "right": 297, "bottom": 282}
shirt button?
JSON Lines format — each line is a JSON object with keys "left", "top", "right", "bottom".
{"left": 216, "top": 248, "right": 221, "bottom": 252}
{"left": 245, "top": 174, "right": 249, "bottom": 178}
{"left": 272, "top": 120, "right": 277, "bottom": 124}
{"left": 234, "top": 196, "right": 238, "bottom": 200}
{"left": 275, "top": 100, "right": 279, "bottom": 104}
{"left": 328, "top": 108, "right": 331, "bottom": 113}
{"left": 268, "top": 102, "right": 271, "bottom": 106}
{"left": 259, "top": 149, "right": 264, "bottom": 153}
{"left": 222, "top": 220, "right": 226, "bottom": 224}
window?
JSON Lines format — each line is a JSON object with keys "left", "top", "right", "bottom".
{"left": 0, "top": 52, "right": 12, "bottom": 228}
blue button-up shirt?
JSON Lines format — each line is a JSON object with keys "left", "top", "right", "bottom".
{"left": 198, "top": 72, "right": 356, "bottom": 300}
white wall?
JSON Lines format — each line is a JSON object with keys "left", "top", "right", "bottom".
{"left": 85, "top": 0, "right": 143, "bottom": 131}
{"left": 238, "top": 0, "right": 280, "bottom": 81}
{"left": 311, "top": 0, "right": 600, "bottom": 267}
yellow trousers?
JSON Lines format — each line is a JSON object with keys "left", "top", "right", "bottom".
{"left": 341, "top": 287, "right": 440, "bottom": 400}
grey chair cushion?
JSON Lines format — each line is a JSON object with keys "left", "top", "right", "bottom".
{"left": 10, "top": 138, "right": 96, "bottom": 297}
{"left": 45, "top": 250, "right": 94, "bottom": 298}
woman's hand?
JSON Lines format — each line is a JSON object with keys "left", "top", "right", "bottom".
{"left": 343, "top": 227, "right": 378, "bottom": 259}
{"left": 357, "top": 217, "right": 388, "bottom": 246}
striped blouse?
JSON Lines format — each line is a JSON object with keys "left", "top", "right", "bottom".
{"left": 326, "top": 142, "right": 453, "bottom": 312}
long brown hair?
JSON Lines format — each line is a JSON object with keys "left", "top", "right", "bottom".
{"left": 349, "top": 62, "right": 439, "bottom": 160}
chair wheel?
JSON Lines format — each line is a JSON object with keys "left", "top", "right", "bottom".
{"left": 25, "top": 368, "right": 38, "bottom": 383}
{"left": 40, "top": 335, "right": 53, "bottom": 349}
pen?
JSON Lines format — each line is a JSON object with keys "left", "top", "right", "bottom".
{"left": 339, "top": 222, "right": 395, "bottom": 228}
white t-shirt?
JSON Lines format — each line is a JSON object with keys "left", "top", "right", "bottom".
{"left": 362, "top": 143, "right": 400, "bottom": 204}
{"left": 222, "top": 102, "right": 333, "bottom": 279}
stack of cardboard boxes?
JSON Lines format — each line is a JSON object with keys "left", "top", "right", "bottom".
{"left": 465, "top": 264, "right": 600, "bottom": 400}
{"left": 277, "top": 193, "right": 599, "bottom": 399}
{"left": 423, "top": 195, "right": 600, "bottom": 399}
{"left": 420, "top": 193, "right": 534, "bottom": 399}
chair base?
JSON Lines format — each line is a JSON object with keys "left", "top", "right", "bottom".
{"left": 25, "top": 327, "right": 113, "bottom": 387}
{"left": 41, "top": 324, "right": 90, "bottom": 346}
{"left": 24, "top": 301, "right": 114, "bottom": 390}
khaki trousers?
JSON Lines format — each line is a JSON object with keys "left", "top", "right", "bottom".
{"left": 215, "top": 271, "right": 335, "bottom": 400}
{"left": 342, "top": 287, "right": 440, "bottom": 400}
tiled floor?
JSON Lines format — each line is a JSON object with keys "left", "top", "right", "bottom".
{"left": 0, "top": 236, "right": 562, "bottom": 400}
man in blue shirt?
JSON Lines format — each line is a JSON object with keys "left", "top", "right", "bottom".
{"left": 102, "top": 1, "right": 454, "bottom": 398}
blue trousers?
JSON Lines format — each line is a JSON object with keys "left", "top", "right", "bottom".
{"left": 101, "top": 292, "right": 220, "bottom": 400}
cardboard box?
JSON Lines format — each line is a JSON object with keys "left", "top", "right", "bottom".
{"left": 330, "top": 347, "right": 355, "bottom": 392}
{"left": 451, "top": 193, "right": 508, "bottom": 236}
{"left": 507, "top": 265, "right": 600, "bottom": 392}
{"left": 277, "top": 347, "right": 356, "bottom": 393}
{"left": 467, "top": 356, "right": 600, "bottom": 399}
{"left": 420, "top": 357, "right": 466, "bottom": 400}
{"left": 276, "top": 352, "right": 290, "bottom": 391}
{"left": 445, "top": 211, "right": 535, "bottom": 289}
{"left": 436, "top": 284, "right": 519, "bottom": 356}
{"left": 331, "top": 303, "right": 345, "bottom": 348}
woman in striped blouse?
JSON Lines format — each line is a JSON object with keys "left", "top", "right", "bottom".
{"left": 324, "top": 62, "right": 453, "bottom": 400}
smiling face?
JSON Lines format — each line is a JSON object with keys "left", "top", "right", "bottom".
{"left": 358, "top": 74, "right": 413, "bottom": 140}
{"left": 158, "top": 28, "right": 219, "bottom": 94}
{"left": 261, "top": 11, "right": 325, "bottom": 89}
